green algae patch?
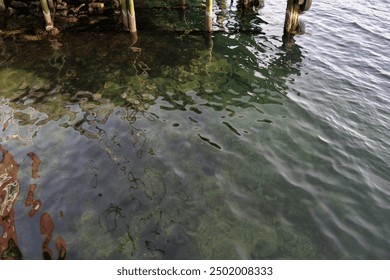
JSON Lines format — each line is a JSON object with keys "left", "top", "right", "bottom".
{"left": 0, "top": 68, "right": 49, "bottom": 98}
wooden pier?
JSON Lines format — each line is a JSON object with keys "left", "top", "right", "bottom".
{"left": 0, "top": 0, "right": 312, "bottom": 35}
{"left": 118, "top": 0, "right": 312, "bottom": 34}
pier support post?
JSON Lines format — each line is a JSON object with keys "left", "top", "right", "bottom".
{"left": 242, "top": 0, "right": 249, "bottom": 14}
{"left": 121, "top": 0, "right": 137, "bottom": 33}
{"left": 128, "top": 0, "right": 137, "bottom": 33}
{"left": 40, "top": 0, "right": 54, "bottom": 31}
{"left": 284, "top": 0, "right": 300, "bottom": 34}
{"left": 0, "top": 0, "right": 5, "bottom": 29}
{"left": 205, "top": 0, "right": 213, "bottom": 32}
{"left": 0, "top": 0, "right": 5, "bottom": 13}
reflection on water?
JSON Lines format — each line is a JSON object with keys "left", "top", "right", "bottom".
{"left": 1, "top": 0, "right": 390, "bottom": 260}
{"left": 0, "top": 145, "right": 67, "bottom": 259}
{"left": 0, "top": 27, "right": 307, "bottom": 260}
{"left": 0, "top": 145, "right": 22, "bottom": 259}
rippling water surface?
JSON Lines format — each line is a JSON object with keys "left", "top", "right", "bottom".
{"left": 1, "top": 0, "right": 389, "bottom": 259}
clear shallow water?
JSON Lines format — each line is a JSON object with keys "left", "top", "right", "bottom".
{"left": 1, "top": 0, "right": 390, "bottom": 259}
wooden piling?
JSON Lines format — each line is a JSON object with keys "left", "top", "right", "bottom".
{"left": 120, "top": 0, "right": 129, "bottom": 31}
{"left": 284, "top": 0, "right": 300, "bottom": 34}
{"left": 121, "top": 0, "right": 137, "bottom": 33}
{"left": 128, "top": 0, "right": 137, "bottom": 33}
{"left": 0, "top": 0, "right": 5, "bottom": 12}
{"left": 242, "top": 0, "right": 249, "bottom": 14}
{"left": 205, "top": 0, "right": 213, "bottom": 32}
{"left": 40, "top": 0, "right": 54, "bottom": 31}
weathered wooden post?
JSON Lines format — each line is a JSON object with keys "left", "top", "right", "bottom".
{"left": 121, "top": 0, "right": 137, "bottom": 33}
{"left": 205, "top": 0, "right": 213, "bottom": 32}
{"left": 242, "top": 0, "right": 250, "bottom": 14}
{"left": 284, "top": 0, "right": 300, "bottom": 34}
{"left": 284, "top": 0, "right": 312, "bottom": 34}
{"left": 0, "top": 0, "right": 5, "bottom": 12}
{"left": 40, "top": 0, "right": 54, "bottom": 31}
{"left": 180, "top": 0, "right": 187, "bottom": 8}
{"left": 1, "top": 0, "right": 6, "bottom": 28}
{"left": 128, "top": 0, "right": 137, "bottom": 33}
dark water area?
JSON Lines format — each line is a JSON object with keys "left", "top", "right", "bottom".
{"left": 1, "top": 0, "right": 390, "bottom": 259}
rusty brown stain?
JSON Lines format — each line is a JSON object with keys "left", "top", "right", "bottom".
{"left": 24, "top": 153, "right": 42, "bottom": 217}
{"left": 40, "top": 212, "right": 54, "bottom": 259}
{"left": 0, "top": 145, "right": 21, "bottom": 259}
{"left": 27, "top": 152, "right": 41, "bottom": 179}
{"left": 39, "top": 212, "right": 67, "bottom": 260}
{"left": 1, "top": 145, "right": 67, "bottom": 259}
{"left": 2, "top": 117, "right": 10, "bottom": 132}
{"left": 24, "top": 184, "right": 42, "bottom": 217}
{"left": 55, "top": 236, "right": 67, "bottom": 260}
